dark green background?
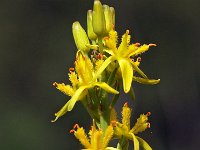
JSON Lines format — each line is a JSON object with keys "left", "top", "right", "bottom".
{"left": 1, "top": 0, "right": 200, "bottom": 149}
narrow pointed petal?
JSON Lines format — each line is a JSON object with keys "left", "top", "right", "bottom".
{"left": 131, "top": 133, "right": 139, "bottom": 150}
{"left": 129, "top": 44, "right": 149, "bottom": 57}
{"left": 93, "top": 56, "right": 115, "bottom": 81}
{"left": 104, "top": 49, "right": 115, "bottom": 56}
{"left": 118, "top": 59, "right": 133, "bottom": 93}
{"left": 52, "top": 85, "right": 88, "bottom": 122}
{"left": 122, "top": 103, "right": 132, "bottom": 130}
{"left": 128, "top": 87, "right": 135, "bottom": 101}
{"left": 133, "top": 76, "right": 160, "bottom": 85}
{"left": 118, "top": 30, "right": 130, "bottom": 55}
{"left": 130, "top": 60, "right": 147, "bottom": 79}
{"left": 93, "top": 82, "right": 119, "bottom": 94}
{"left": 136, "top": 136, "right": 152, "bottom": 150}
{"left": 74, "top": 127, "right": 91, "bottom": 149}
{"left": 103, "top": 125, "right": 114, "bottom": 147}
{"left": 105, "top": 147, "right": 118, "bottom": 150}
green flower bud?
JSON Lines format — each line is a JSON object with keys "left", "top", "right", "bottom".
{"left": 72, "top": 21, "right": 90, "bottom": 53}
{"left": 103, "top": 5, "right": 112, "bottom": 34}
{"left": 87, "top": 10, "right": 97, "bottom": 40}
{"left": 92, "top": 0, "right": 106, "bottom": 36}
{"left": 110, "top": 7, "right": 115, "bottom": 28}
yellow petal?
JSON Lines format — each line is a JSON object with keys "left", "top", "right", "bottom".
{"left": 74, "top": 127, "right": 91, "bottom": 149}
{"left": 130, "top": 113, "right": 150, "bottom": 134}
{"left": 104, "top": 49, "right": 115, "bottom": 56}
{"left": 136, "top": 136, "right": 152, "bottom": 150}
{"left": 131, "top": 133, "right": 139, "bottom": 150}
{"left": 133, "top": 76, "right": 160, "bottom": 85}
{"left": 52, "top": 85, "right": 89, "bottom": 122}
{"left": 53, "top": 82, "right": 74, "bottom": 96}
{"left": 130, "top": 60, "right": 147, "bottom": 79}
{"left": 103, "top": 125, "right": 114, "bottom": 147}
{"left": 91, "top": 130, "right": 103, "bottom": 149}
{"left": 93, "top": 82, "right": 119, "bottom": 94}
{"left": 122, "top": 103, "right": 132, "bottom": 130}
{"left": 93, "top": 56, "right": 115, "bottom": 81}
{"left": 75, "top": 52, "right": 93, "bottom": 83}
{"left": 118, "top": 59, "right": 133, "bottom": 93}
{"left": 118, "top": 30, "right": 130, "bottom": 55}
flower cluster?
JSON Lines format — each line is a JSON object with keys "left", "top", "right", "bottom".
{"left": 52, "top": 0, "right": 159, "bottom": 149}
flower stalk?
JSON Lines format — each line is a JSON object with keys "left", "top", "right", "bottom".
{"left": 52, "top": 0, "right": 160, "bottom": 149}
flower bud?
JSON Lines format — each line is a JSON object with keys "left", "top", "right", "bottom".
{"left": 72, "top": 21, "right": 90, "bottom": 53}
{"left": 103, "top": 5, "right": 112, "bottom": 34}
{"left": 110, "top": 7, "right": 115, "bottom": 28}
{"left": 92, "top": 0, "right": 106, "bottom": 36}
{"left": 87, "top": 10, "right": 97, "bottom": 40}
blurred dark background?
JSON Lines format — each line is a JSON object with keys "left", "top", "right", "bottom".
{"left": 0, "top": 0, "right": 200, "bottom": 149}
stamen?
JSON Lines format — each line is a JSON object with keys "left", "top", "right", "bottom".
{"left": 111, "top": 121, "right": 117, "bottom": 127}
{"left": 73, "top": 124, "right": 79, "bottom": 129}
{"left": 97, "top": 53, "right": 103, "bottom": 59}
{"left": 124, "top": 102, "right": 128, "bottom": 107}
{"left": 53, "top": 82, "right": 58, "bottom": 87}
{"left": 147, "top": 123, "right": 151, "bottom": 128}
{"left": 69, "top": 68, "right": 75, "bottom": 72}
{"left": 69, "top": 129, "right": 75, "bottom": 133}
{"left": 147, "top": 112, "right": 151, "bottom": 116}
{"left": 112, "top": 24, "right": 115, "bottom": 29}
{"left": 135, "top": 43, "right": 141, "bottom": 46}
{"left": 126, "top": 30, "right": 129, "bottom": 34}
{"left": 137, "top": 57, "right": 142, "bottom": 62}
{"left": 103, "top": 37, "right": 109, "bottom": 40}
{"left": 149, "top": 43, "right": 157, "bottom": 47}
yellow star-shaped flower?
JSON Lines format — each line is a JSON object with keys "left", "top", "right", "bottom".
{"left": 111, "top": 103, "right": 152, "bottom": 150}
{"left": 52, "top": 52, "right": 119, "bottom": 122}
{"left": 70, "top": 120, "right": 118, "bottom": 150}
{"left": 94, "top": 29, "right": 160, "bottom": 93}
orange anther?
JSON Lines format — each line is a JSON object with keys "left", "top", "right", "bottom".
{"left": 135, "top": 43, "right": 141, "bottom": 46}
{"left": 111, "top": 121, "right": 117, "bottom": 127}
{"left": 147, "top": 112, "right": 151, "bottom": 116}
{"left": 53, "top": 82, "right": 57, "bottom": 87}
{"left": 103, "top": 37, "right": 109, "bottom": 40}
{"left": 126, "top": 30, "right": 130, "bottom": 34}
{"left": 147, "top": 123, "right": 151, "bottom": 128}
{"left": 69, "top": 68, "right": 75, "bottom": 72}
{"left": 112, "top": 24, "right": 115, "bottom": 29}
{"left": 149, "top": 43, "right": 157, "bottom": 47}
{"left": 69, "top": 129, "right": 75, "bottom": 133}
{"left": 73, "top": 124, "right": 79, "bottom": 129}
{"left": 137, "top": 57, "right": 142, "bottom": 62}
{"left": 124, "top": 102, "right": 128, "bottom": 107}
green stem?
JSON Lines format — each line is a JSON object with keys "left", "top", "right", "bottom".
{"left": 98, "top": 37, "right": 104, "bottom": 53}
{"left": 81, "top": 97, "right": 100, "bottom": 123}
{"left": 117, "top": 136, "right": 129, "bottom": 150}
{"left": 110, "top": 81, "right": 120, "bottom": 108}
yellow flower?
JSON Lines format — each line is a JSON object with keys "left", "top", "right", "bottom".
{"left": 111, "top": 103, "right": 152, "bottom": 150}
{"left": 52, "top": 52, "right": 119, "bottom": 122}
{"left": 70, "top": 120, "right": 118, "bottom": 150}
{"left": 94, "top": 29, "right": 160, "bottom": 93}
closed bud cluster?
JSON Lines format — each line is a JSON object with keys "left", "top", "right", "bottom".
{"left": 90, "top": 0, "right": 115, "bottom": 38}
